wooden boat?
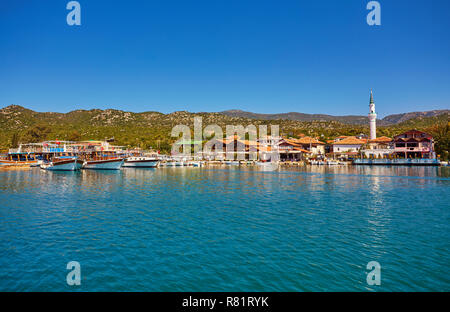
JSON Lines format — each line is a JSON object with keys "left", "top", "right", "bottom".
{"left": 0, "top": 159, "right": 41, "bottom": 167}
{"left": 0, "top": 152, "right": 42, "bottom": 167}
{"left": 82, "top": 158, "right": 124, "bottom": 170}
{"left": 40, "top": 157, "right": 83, "bottom": 171}
{"left": 122, "top": 157, "right": 159, "bottom": 168}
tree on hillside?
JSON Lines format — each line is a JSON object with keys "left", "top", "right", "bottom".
{"left": 24, "top": 124, "right": 51, "bottom": 143}
{"left": 68, "top": 130, "right": 81, "bottom": 142}
{"left": 10, "top": 132, "right": 19, "bottom": 148}
{"left": 429, "top": 122, "right": 450, "bottom": 161}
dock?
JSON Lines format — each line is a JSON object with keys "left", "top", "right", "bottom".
{"left": 353, "top": 159, "right": 440, "bottom": 166}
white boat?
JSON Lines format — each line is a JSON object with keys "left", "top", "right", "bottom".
{"left": 123, "top": 157, "right": 159, "bottom": 168}
{"left": 40, "top": 157, "right": 83, "bottom": 171}
{"left": 255, "top": 161, "right": 279, "bottom": 171}
{"left": 224, "top": 161, "right": 240, "bottom": 165}
{"left": 82, "top": 158, "right": 124, "bottom": 170}
{"left": 326, "top": 161, "right": 339, "bottom": 165}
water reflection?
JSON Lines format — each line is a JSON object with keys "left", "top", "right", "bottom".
{"left": 0, "top": 165, "right": 449, "bottom": 291}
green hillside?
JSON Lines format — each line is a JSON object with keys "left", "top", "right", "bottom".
{"left": 1, "top": 105, "right": 448, "bottom": 159}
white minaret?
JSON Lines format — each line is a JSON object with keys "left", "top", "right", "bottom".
{"left": 368, "top": 89, "right": 377, "bottom": 140}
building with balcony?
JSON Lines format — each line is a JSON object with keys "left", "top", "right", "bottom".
{"left": 393, "top": 130, "right": 435, "bottom": 159}
{"left": 276, "top": 138, "right": 311, "bottom": 161}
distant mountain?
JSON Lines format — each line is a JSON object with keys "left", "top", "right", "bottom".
{"left": 380, "top": 110, "right": 450, "bottom": 124}
{"left": 219, "top": 110, "right": 369, "bottom": 124}
{"left": 219, "top": 109, "right": 450, "bottom": 125}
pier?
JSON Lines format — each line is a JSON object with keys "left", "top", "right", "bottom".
{"left": 353, "top": 159, "right": 440, "bottom": 166}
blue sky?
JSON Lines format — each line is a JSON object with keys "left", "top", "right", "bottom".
{"left": 1, "top": 0, "right": 449, "bottom": 117}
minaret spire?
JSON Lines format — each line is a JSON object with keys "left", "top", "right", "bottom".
{"left": 368, "top": 89, "right": 377, "bottom": 140}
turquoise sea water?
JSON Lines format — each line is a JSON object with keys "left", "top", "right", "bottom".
{"left": 0, "top": 166, "right": 449, "bottom": 291}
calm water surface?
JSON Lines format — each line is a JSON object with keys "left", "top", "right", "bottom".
{"left": 0, "top": 166, "right": 449, "bottom": 291}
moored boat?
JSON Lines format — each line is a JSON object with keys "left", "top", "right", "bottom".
{"left": 122, "top": 157, "right": 159, "bottom": 168}
{"left": 224, "top": 160, "right": 240, "bottom": 165}
{"left": 189, "top": 161, "right": 203, "bottom": 167}
{"left": 0, "top": 159, "right": 41, "bottom": 167}
{"left": 0, "top": 152, "right": 42, "bottom": 167}
{"left": 40, "top": 157, "right": 82, "bottom": 171}
{"left": 82, "top": 158, "right": 124, "bottom": 170}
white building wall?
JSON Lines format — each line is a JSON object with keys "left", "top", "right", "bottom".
{"left": 311, "top": 145, "right": 325, "bottom": 155}
{"left": 333, "top": 144, "right": 361, "bottom": 153}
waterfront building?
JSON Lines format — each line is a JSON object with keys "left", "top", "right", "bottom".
{"left": 206, "top": 135, "right": 260, "bottom": 161}
{"left": 257, "top": 135, "right": 282, "bottom": 148}
{"left": 332, "top": 136, "right": 366, "bottom": 159}
{"left": 289, "top": 137, "right": 326, "bottom": 155}
{"left": 276, "top": 138, "right": 311, "bottom": 161}
{"left": 361, "top": 136, "right": 394, "bottom": 158}
{"left": 393, "top": 130, "right": 435, "bottom": 159}
{"left": 368, "top": 89, "right": 377, "bottom": 140}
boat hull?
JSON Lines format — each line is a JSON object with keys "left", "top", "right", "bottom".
{"left": 41, "top": 159, "right": 81, "bottom": 171}
{"left": 82, "top": 158, "right": 124, "bottom": 170}
{"left": 122, "top": 159, "right": 159, "bottom": 168}
{"left": 224, "top": 161, "right": 240, "bottom": 165}
{"left": 0, "top": 160, "right": 40, "bottom": 167}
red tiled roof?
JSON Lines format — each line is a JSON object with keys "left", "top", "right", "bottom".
{"left": 282, "top": 139, "right": 303, "bottom": 147}
{"left": 393, "top": 129, "right": 433, "bottom": 140}
{"left": 332, "top": 136, "right": 366, "bottom": 145}
{"left": 293, "top": 147, "right": 312, "bottom": 153}
{"left": 218, "top": 138, "right": 259, "bottom": 146}
{"left": 291, "top": 136, "right": 325, "bottom": 145}
{"left": 369, "top": 136, "right": 392, "bottom": 143}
